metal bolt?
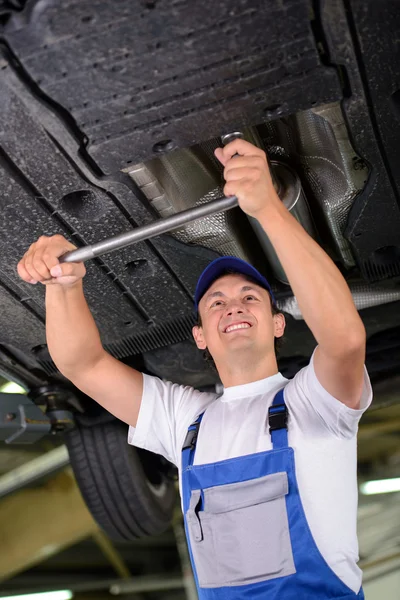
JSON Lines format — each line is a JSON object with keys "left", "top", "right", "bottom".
{"left": 5, "top": 412, "right": 16, "bottom": 422}
{"left": 152, "top": 139, "right": 175, "bottom": 154}
{"left": 221, "top": 131, "right": 244, "bottom": 146}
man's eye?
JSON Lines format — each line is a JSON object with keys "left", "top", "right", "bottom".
{"left": 245, "top": 295, "right": 256, "bottom": 301}
{"left": 211, "top": 300, "right": 223, "bottom": 308}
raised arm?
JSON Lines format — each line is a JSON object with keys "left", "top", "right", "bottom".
{"left": 216, "top": 139, "right": 366, "bottom": 409}
{"left": 17, "top": 235, "right": 143, "bottom": 426}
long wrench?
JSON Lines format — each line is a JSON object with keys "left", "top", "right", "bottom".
{"left": 60, "top": 132, "right": 243, "bottom": 264}
{"left": 60, "top": 194, "right": 238, "bottom": 264}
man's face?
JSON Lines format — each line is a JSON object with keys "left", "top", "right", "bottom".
{"left": 192, "top": 273, "right": 285, "bottom": 363}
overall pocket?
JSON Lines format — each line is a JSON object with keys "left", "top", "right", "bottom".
{"left": 186, "top": 472, "right": 296, "bottom": 588}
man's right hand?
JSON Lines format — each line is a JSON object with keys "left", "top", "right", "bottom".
{"left": 17, "top": 234, "right": 86, "bottom": 287}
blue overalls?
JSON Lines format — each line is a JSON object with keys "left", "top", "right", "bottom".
{"left": 182, "top": 387, "right": 365, "bottom": 600}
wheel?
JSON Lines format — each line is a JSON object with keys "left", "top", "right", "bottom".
{"left": 65, "top": 419, "right": 177, "bottom": 541}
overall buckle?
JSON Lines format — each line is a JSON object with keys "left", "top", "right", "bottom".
{"left": 268, "top": 403, "right": 288, "bottom": 434}
{"left": 183, "top": 421, "right": 201, "bottom": 450}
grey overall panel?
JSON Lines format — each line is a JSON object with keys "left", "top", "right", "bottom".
{"left": 186, "top": 472, "right": 296, "bottom": 587}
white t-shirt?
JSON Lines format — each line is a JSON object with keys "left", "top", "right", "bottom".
{"left": 128, "top": 348, "right": 373, "bottom": 594}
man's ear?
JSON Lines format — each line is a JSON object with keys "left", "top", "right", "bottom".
{"left": 273, "top": 313, "right": 286, "bottom": 339}
{"left": 192, "top": 325, "right": 207, "bottom": 350}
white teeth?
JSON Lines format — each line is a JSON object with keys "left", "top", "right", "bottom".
{"left": 225, "top": 323, "right": 251, "bottom": 333}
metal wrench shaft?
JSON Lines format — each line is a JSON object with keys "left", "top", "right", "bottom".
{"left": 60, "top": 194, "right": 239, "bottom": 263}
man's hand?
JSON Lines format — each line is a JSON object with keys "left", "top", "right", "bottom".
{"left": 17, "top": 234, "right": 86, "bottom": 287}
{"left": 215, "top": 139, "right": 280, "bottom": 219}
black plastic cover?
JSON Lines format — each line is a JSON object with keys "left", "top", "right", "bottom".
{"left": 0, "top": 0, "right": 399, "bottom": 379}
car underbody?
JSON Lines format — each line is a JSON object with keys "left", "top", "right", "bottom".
{"left": 0, "top": 0, "right": 400, "bottom": 588}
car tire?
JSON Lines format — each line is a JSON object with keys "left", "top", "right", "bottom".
{"left": 65, "top": 419, "right": 177, "bottom": 541}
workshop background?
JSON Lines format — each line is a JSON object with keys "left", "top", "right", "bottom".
{"left": 1, "top": 0, "right": 400, "bottom": 599}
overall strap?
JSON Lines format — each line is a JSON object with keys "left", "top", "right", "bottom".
{"left": 268, "top": 388, "right": 289, "bottom": 449}
{"left": 182, "top": 412, "right": 204, "bottom": 470}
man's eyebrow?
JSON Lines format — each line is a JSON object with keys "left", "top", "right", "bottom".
{"left": 240, "top": 285, "right": 261, "bottom": 293}
{"left": 205, "top": 290, "right": 225, "bottom": 302}
{"left": 205, "top": 285, "right": 261, "bottom": 302}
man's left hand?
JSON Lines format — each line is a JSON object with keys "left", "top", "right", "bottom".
{"left": 215, "top": 139, "right": 280, "bottom": 219}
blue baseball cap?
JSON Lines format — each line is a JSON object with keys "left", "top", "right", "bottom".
{"left": 194, "top": 256, "right": 276, "bottom": 311}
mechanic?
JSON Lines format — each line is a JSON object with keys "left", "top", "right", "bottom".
{"left": 17, "top": 139, "right": 372, "bottom": 599}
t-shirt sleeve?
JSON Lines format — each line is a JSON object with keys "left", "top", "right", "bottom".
{"left": 127, "top": 373, "right": 216, "bottom": 467}
{"left": 284, "top": 347, "right": 373, "bottom": 439}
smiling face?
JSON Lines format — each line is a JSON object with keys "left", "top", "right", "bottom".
{"left": 192, "top": 273, "right": 285, "bottom": 369}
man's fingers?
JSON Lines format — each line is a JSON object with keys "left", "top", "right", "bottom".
{"left": 32, "top": 250, "right": 54, "bottom": 280}
{"left": 215, "top": 139, "right": 266, "bottom": 164}
{"left": 24, "top": 252, "right": 47, "bottom": 283}
{"left": 50, "top": 234, "right": 78, "bottom": 258}
{"left": 214, "top": 147, "right": 226, "bottom": 166}
{"left": 224, "top": 178, "right": 255, "bottom": 199}
{"left": 223, "top": 155, "right": 265, "bottom": 176}
{"left": 223, "top": 166, "right": 262, "bottom": 182}
{"left": 17, "top": 259, "right": 37, "bottom": 284}
{"left": 41, "top": 251, "right": 61, "bottom": 274}
{"left": 50, "top": 262, "right": 74, "bottom": 278}
{"left": 50, "top": 261, "right": 85, "bottom": 280}
{"left": 42, "top": 263, "right": 84, "bottom": 286}
{"left": 223, "top": 157, "right": 248, "bottom": 174}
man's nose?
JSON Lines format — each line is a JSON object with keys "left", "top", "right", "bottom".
{"left": 226, "top": 303, "right": 244, "bottom": 316}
